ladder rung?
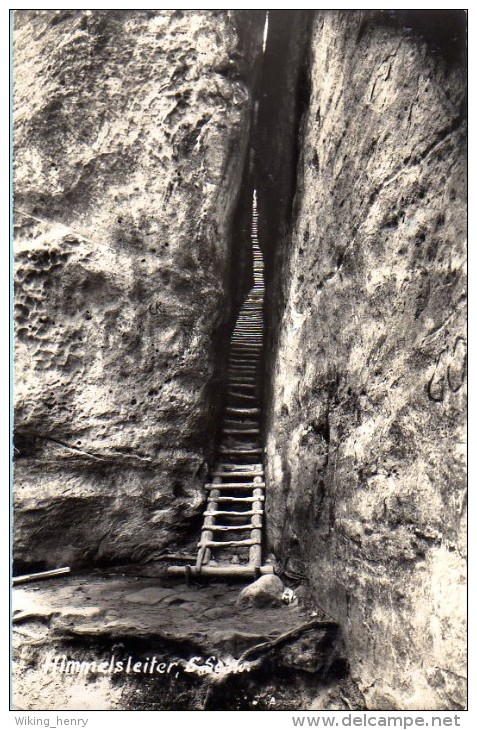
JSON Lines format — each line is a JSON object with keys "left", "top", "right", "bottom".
{"left": 211, "top": 495, "right": 264, "bottom": 502}
{"left": 205, "top": 481, "right": 265, "bottom": 489}
{"left": 223, "top": 428, "right": 260, "bottom": 435}
{"left": 198, "top": 539, "right": 261, "bottom": 548}
{"left": 228, "top": 365, "right": 257, "bottom": 369}
{"left": 223, "top": 427, "right": 259, "bottom": 432}
{"left": 230, "top": 343, "right": 262, "bottom": 348}
{"left": 225, "top": 407, "right": 260, "bottom": 415}
{"left": 219, "top": 448, "right": 262, "bottom": 455}
{"left": 225, "top": 386, "right": 257, "bottom": 391}
{"left": 230, "top": 346, "right": 262, "bottom": 350}
{"left": 223, "top": 420, "right": 259, "bottom": 427}
{"left": 168, "top": 564, "right": 274, "bottom": 577}
{"left": 210, "top": 474, "right": 263, "bottom": 481}
{"left": 230, "top": 351, "right": 261, "bottom": 355}
{"left": 229, "top": 353, "right": 262, "bottom": 367}
{"left": 202, "top": 523, "right": 256, "bottom": 532}
{"left": 203, "top": 509, "right": 263, "bottom": 517}
{"left": 216, "top": 462, "right": 262, "bottom": 469}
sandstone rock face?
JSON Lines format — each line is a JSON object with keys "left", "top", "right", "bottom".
{"left": 13, "top": 10, "right": 263, "bottom": 568}
{"left": 265, "top": 11, "right": 466, "bottom": 711}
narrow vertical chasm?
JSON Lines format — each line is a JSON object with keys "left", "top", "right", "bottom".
{"left": 203, "top": 11, "right": 316, "bottom": 569}
{"left": 253, "top": 10, "right": 314, "bottom": 258}
{"left": 250, "top": 10, "right": 315, "bottom": 559}
{"left": 168, "top": 10, "right": 317, "bottom": 577}
{"left": 251, "top": 11, "right": 314, "bottom": 422}
{"left": 207, "top": 11, "right": 267, "bottom": 469}
{"left": 169, "top": 190, "right": 271, "bottom": 578}
{"left": 223, "top": 10, "right": 267, "bottom": 321}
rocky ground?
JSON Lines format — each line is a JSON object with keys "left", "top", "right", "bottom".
{"left": 12, "top": 572, "right": 359, "bottom": 711}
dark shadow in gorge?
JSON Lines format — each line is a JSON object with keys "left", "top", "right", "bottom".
{"left": 251, "top": 10, "right": 315, "bottom": 557}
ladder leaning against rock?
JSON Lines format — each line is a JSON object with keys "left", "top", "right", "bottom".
{"left": 168, "top": 190, "right": 273, "bottom": 578}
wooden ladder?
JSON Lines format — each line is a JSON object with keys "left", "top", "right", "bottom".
{"left": 168, "top": 191, "right": 273, "bottom": 578}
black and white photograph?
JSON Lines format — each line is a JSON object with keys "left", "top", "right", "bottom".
{"left": 10, "top": 6, "right": 467, "bottom": 715}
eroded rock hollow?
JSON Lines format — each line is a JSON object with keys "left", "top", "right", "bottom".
{"left": 13, "top": 9, "right": 466, "bottom": 712}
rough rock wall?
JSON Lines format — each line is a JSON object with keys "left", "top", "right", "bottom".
{"left": 13, "top": 9, "right": 263, "bottom": 568}
{"left": 265, "top": 11, "right": 466, "bottom": 710}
